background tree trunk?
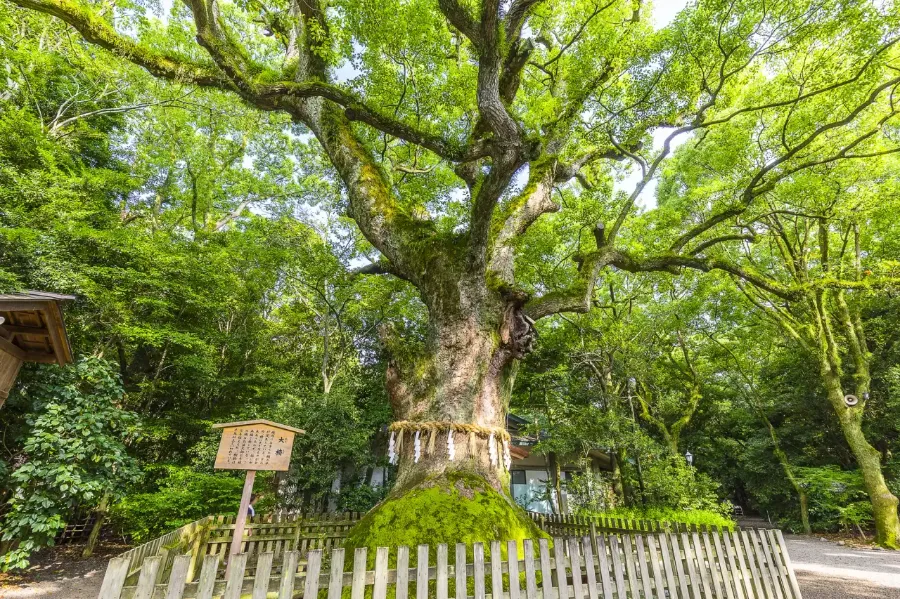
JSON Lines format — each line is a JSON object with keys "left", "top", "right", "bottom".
{"left": 82, "top": 493, "right": 109, "bottom": 558}
{"left": 548, "top": 452, "right": 561, "bottom": 514}
{"left": 757, "top": 402, "right": 811, "bottom": 535}
{"left": 610, "top": 451, "right": 625, "bottom": 505}
{"left": 822, "top": 368, "right": 900, "bottom": 547}
{"left": 799, "top": 491, "right": 811, "bottom": 536}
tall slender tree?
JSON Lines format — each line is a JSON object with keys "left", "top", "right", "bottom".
{"left": 658, "top": 117, "right": 900, "bottom": 545}
{"left": 9, "top": 0, "right": 899, "bottom": 544}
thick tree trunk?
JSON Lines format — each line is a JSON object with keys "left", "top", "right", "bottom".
{"left": 805, "top": 289, "right": 899, "bottom": 547}
{"left": 386, "top": 319, "right": 518, "bottom": 493}
{"left": 821, "top": 368, "right": 900, "bottom": 547}
{"left": 345, "top": 291, "right": 544, "bottom": 551}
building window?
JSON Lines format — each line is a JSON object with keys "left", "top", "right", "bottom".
{"left": 510, "top": 469, "right": 552, "bottom": 514}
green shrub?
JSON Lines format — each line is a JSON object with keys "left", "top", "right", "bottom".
{"left": 565, "top": 454, "right": 732, "bottom": 518}
{"left": 109, "top": 466, "right": 244, "bottom": 542}
{"left": 565, "top": 471, "right": 618, "bottom": 514}
{"left": 639, "top": 454, "right": 732, "bottom": 515}
{"left": 796, "top": 466, "right": 872, "bottom": 533}
{"left": 590, "top": 506, "right": 736, "bottom": 529}
{"left": 0, "top": 357, "right": 140, "bottom": 571}
{"left": 338, "top": 484, "right": 388, "bottom": 513}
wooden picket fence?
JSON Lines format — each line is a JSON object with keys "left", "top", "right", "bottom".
{"left": 98, "top": 528, "right": 802, "bottom": 599}
{"left": 204, "top": 511, "right": 362, "bottom": 561}
{"left": 530, "top": 514, "right": 735, "bottom": 537}
{"left": 118, "top": 512, "right": 364, "bottom": 585}
{"left": 117, "top": 517, "right": 213, "bottom": 584}
{"left": 114, "top": 511, "right": 736, "bottom": 588}
{"left": 202, "top": 511, "right": 363, "bottom": 579}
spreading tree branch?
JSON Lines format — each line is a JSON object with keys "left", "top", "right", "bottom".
{"left": 260, "top": 82, "right": 471, "bottom": 161}
{"left": 438, "top": 0, "right": 481, "bottom": 47}
{"left": 504, "top": 0, "right": 543, "bottom": 42}
{"left": 526, "top": 243, "right": 803, "bottom": 321}
{"left": 11, "top": 0, "right": 231, "bottom": 88}
{"left": 669, "top": 74, "right": 900, "bottom": 254}
{"left": 687, "top": 233, "right": 756, "bottom": 256}
{"left": 488, "top": 160, "right": 560, "bottom": 283}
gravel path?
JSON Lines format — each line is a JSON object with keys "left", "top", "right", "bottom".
{"left": 785, "top": 535, "right": 900, "bottom": 599}
{"left": 0, "top": 573, "right": 102, "bottom": 599}
{"left": 0, "top": 545, "right": 118, "bottom": 599}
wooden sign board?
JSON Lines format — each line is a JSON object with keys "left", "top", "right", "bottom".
{"left": 213, "top": 420, "right": 303, "bottom": 471}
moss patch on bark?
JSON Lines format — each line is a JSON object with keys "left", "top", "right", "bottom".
{"left": 343, "top": 472, "right": 546, "bottom": 561}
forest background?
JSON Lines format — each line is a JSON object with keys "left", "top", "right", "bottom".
{"left": 1, "top": 0, "right": 900, "bottom": 570}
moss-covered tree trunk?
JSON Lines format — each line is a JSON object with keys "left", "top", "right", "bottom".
{"left": 821, "top": 367, "right": 900, "bottom": 547}
{"left": 386, "top": 330, "right": 510, "bottom": 491}
{"left": 812, "top": 289, "right": 900, "bottom": 548}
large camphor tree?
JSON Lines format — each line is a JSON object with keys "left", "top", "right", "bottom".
{"left": 9, "top": 0, "right": 900, "bottom": 545}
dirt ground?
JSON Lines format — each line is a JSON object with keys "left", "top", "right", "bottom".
{"left": 0, "top": 544, "right": 127, "bottom": 599}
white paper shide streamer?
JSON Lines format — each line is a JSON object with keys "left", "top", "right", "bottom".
{"left": 388, "top": 423, "right": 509, "bottom": 468}
{"left": 488, "top": 432, "right": 498, "bottom": 466}
{"left": 447, "top": 429, "right": 456, "bottom": 461}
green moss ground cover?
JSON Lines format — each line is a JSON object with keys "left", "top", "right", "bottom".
{"left": 343, "top": 472, "right": 547, "bottom": 566}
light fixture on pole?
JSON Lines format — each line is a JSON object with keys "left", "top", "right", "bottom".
{"left": 685, "top": 450, "right": 694, "bottom": 466}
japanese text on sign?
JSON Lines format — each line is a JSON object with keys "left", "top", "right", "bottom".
{"left": 213, "top": 422, "right": 296, "bottom": 471}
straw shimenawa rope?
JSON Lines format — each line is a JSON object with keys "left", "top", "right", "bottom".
{"left": 388, "top": 421, "right": 512, "bottom": 460}
{"left": 388, "top": 420, "right": 511, "bottom": 440}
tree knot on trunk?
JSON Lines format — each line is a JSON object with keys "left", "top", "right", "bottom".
{"left": 500, "top": 301, "right": 536, "bottom": 358}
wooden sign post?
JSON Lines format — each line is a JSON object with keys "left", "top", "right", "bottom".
{"left": 212, "top": 419, "right": 304, "bottom": 572}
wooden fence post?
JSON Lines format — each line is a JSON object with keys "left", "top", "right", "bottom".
{"left": 186, "top": 517, "right": 212, "bottom": 582}
{"left": 97, "top": 557, "right": 130, "bottom": 599}
{"left": 226, "top": 470, "right": 256, "bottom": 577}
{"left": 589, "top": 519, "right": 600, "bottom": 565}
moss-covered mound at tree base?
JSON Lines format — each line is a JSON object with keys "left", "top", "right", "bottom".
{"left": 343, "top": 472, "right": 547, "bottom": 564}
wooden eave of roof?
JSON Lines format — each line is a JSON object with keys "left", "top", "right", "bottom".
{"left": 510, "top": 445, "right": 531, "bottom": 460}
{"left": 0, "top": 292, "right": 76, "bottom": 367}
{"left": 212, "top": 419, "right": 305, "bottom": 434}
